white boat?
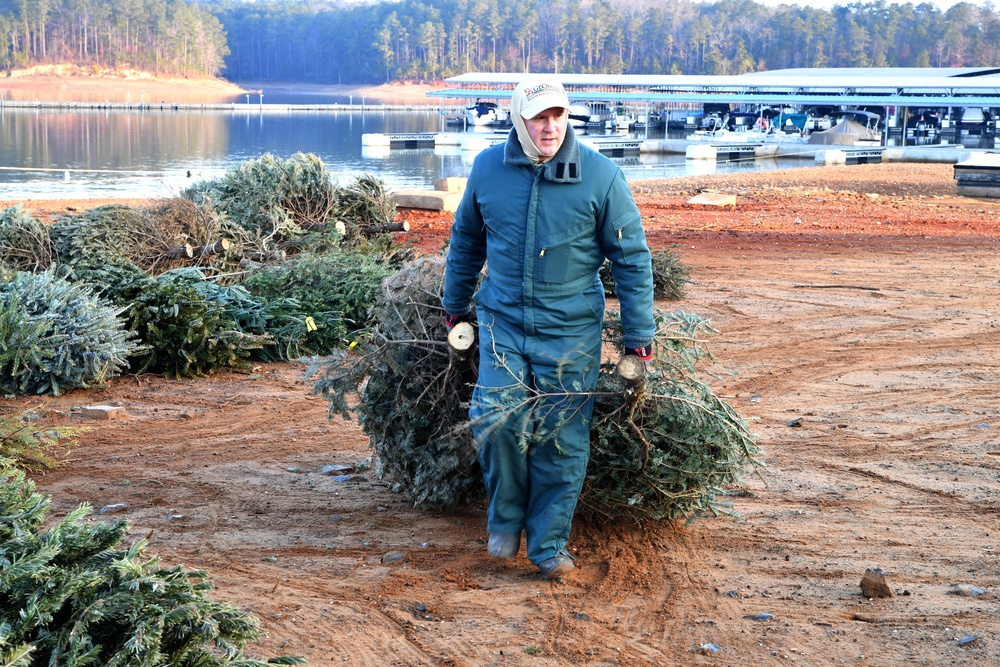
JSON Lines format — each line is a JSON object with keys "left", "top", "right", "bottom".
{"left": 463, "top": 101, "right": 507, "bottom": 126}
{"left": 567, "top": 102, "right": 613, "bottom": 128}
{"left": 606, "top": 110, "right": 636, "bottom": 132}
{"left": 806, "top": 115, "right": 833, "bottom": 131}
{"left": 687, "top": 118, "right": 766, "bottom": 142}
{"left": 568, "top": 103, "right": 591, "bottom": 127}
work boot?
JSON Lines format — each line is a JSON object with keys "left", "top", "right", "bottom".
{"left": 537, "top": 555, "right": 575, "bottom": 579}
{"left": 487, "top": 532, "right": 520, "bottom": 559}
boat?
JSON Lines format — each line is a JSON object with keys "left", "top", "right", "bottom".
{"left": 773, "top": 112, "right": 809, "bottom": 134}
{"left": 568, "top": 103, "right": 591, "bottom": 127}
{"left": 805, "top": 114, "right": 833, "bottom": 132}
{"left": 606, "top": 109, "right": 636, "bottom": 132}
{"left": 808, "top": 112, "right": 882, "bottom": 146}
{"left": 688, "top": 117, "right": 767, "bottom": 142}
{"left": 958, "top": 107, "right": 989, "bottom": 133}
{"left": 463, "top": 100, "right": 507, "bottom": 126}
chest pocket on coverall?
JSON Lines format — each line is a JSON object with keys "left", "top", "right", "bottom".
{"left": 535, "top": 219, "right": 598, "bottom": 283}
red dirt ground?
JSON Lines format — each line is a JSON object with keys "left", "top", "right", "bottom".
{"left": 9, "top": 162, "right": 1000, "bottom": 666}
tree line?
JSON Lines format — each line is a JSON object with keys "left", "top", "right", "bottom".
{"left": 2, "top": 0, "right": 999, "bottom": 83}
{"left": 0, "top": 0, "right": 228, "bottom": 76}
{"left": 203, "top": 0, "right": 1000, "bottom": 83}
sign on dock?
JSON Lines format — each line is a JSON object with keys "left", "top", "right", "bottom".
{"left": 586, "top": 139, "right": 642, "bottom": 157}
{"left": 361, "top": 132, "right": 440, "bottom": 148}
{"left": 842, "top": 146, "right": 885, "bottom": 164}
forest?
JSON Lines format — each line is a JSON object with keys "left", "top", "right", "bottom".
{"left": 1, "top": 0, "right": 999, "bottom": 84}
{"left": 0, "top": 0, "right": 229, "bottom": 76}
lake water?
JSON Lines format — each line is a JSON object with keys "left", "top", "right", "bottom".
{"left": 0, "top": 85, "right": 981, "bottom": 200}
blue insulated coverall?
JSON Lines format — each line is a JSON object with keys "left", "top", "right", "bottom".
{"left": 443, "top": 126, "right": 655, "bottom": 565}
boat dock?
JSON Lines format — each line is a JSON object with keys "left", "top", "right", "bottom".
{"left": 362, "top": 131, "right": 968, "bottom": 165}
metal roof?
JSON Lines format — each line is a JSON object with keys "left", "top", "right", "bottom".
{"left": 428, "top": 68, "right": 1000, "bottom": 108}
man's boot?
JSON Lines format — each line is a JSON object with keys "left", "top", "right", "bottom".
{"left": 487, "top": 532, "right": 520, "bottom": 558}
{"left": 538, "top": 554, "right": 574, "bottom": 579}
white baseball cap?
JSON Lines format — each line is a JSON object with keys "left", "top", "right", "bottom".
{"left": 515, "top": 76, "right": 570, "bottom": 119}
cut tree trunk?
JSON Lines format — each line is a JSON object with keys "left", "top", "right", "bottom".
{"left": 165, "top": 243, "right": 194, "bottom": 259}
{"left": 196, "top": 239, "right": 231, "bottom": 256}
{"left": 364, "top": 221, "right": 410, "bottom": 235}
{"left": 448, "top": 321, "right": 476, "bottom": 364}
{"left": 617, "top": 354, "right": 646, "bottom": 405}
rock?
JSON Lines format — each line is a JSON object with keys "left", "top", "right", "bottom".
{"left": 744, "top": 612, "right": 774, "bottom": 621}
{"left": 381, "top": 551, "right": 408, "bottom": 564}
{"left": 687, "top": 192, "right": 737, "bottom": 207}
{"left": 951, "top": 584, "right": 986, "bottom": 597}
{"left": 81, "top": 405, "right": 127, "bottom": 420}
{"left": 320, "top": 463, "right": 354, "bottom": 475}
{"left": 860, "top": 567, "right": 893, "bottom": 598}
{"left": 394, "top": 189, "right": 462, "bottom": 212}
{"left": 99, "top": 503, "right": 128, "bottom": 514}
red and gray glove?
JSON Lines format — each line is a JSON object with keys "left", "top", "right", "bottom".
{"left": 445, "top": 312, "right": 469, "bottom": 330}
{"left": 624, "top": 343, "right": 653, "bottom": 362}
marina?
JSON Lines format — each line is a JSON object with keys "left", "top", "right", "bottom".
{"left": 3, "top": 67, "right": 1000, "bottom": 201}
{"left": 429, "top": 67, "right": 1000, "bottom": 148}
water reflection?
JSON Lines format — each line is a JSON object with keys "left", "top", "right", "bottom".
{"left": 0, "top": 103, "right": 987, "bottom": 200}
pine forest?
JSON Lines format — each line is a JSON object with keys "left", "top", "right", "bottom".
{"left": 0, "top": 0, "right": 998, "bottom": 83}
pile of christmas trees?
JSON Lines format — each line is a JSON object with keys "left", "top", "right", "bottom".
{"left": 0, "top": 153, "right": 404, "bottom": 394}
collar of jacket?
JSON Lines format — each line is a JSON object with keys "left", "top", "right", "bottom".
{"left": 503, "top": 125, "right": 582, "bottom": 184}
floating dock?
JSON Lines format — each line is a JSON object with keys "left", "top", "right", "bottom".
{"left": 686, "top": 142, "right": 763, "bottom": 160}
{"left": 361, "top": 132, "right": 974, "bottom": 167}
{"left": 954, "top": 153, "right": 1000, "bottom": 197}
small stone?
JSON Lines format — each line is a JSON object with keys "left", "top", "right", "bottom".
{"left": 951, "top": 584, "right": 986, "bottom": 597}
{"left": 574, "top": 612, "right": 591, "bottom": 621}
{"left": 381, "top": 551, "right": 408, "bottom": 564}
{"left": 787, "top": 417, "right": 803, "bottom": 427}
{"left": 415, "top": 602, "right": 427, "bottom": 612}
{"left": 744, "top": 612, "right": 774, "bottom": 621}
{"left": 99, "top": 503, "right": 128, "bottom": 514}
{"left": 860, "top": 567, "right": 893, "bottom": 598}
{"left": 319, "top": 463, "right": 354, "bottom": 475}
{"left": 688, "top": 192, "right": 736, "bottom": 207}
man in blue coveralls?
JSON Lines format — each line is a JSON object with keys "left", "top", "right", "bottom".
{"left": 443, "top": 75, "right": 655, "bottom": 579}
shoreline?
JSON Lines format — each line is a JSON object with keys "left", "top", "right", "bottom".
{"left": 0, "top": 163, "right": 978, "bottom": 225}
{"left": 1, "top": 67, "right": 449, "bottom": 105}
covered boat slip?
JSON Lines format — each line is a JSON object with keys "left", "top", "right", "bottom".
{"left": 428, "top": 67, "right": 1000, "bottom": 138}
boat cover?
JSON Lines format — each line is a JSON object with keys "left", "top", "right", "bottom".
{"left": 807, "top": 118, "right": 872, "bottom": 145}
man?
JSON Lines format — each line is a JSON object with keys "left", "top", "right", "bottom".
{"left": 443, "top": 75, "right": 654, "bottom": 579}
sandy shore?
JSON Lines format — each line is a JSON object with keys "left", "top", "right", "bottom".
{"left": 2, "top": 66, "right": 449, "bottom": 105}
